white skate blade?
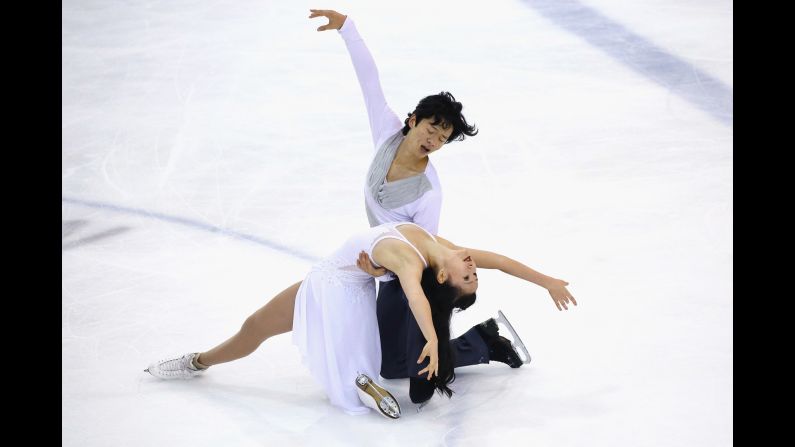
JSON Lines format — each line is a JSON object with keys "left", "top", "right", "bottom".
{"left": 496, "top": 310, "right": 531, "bottom": 364}
{"left": 416, "top": 400, "right": 430, "bottom": 413}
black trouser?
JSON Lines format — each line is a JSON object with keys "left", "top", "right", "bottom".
{"left": 376, "top": 279, "right": 490, "bottom": 403}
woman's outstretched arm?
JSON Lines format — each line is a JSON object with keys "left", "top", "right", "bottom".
{"left": 435, "top": 235, "right": 578, "bottom": 311}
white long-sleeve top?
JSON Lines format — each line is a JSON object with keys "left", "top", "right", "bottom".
{"left": 338, "top": 18, "right": 442, "bottom": 235}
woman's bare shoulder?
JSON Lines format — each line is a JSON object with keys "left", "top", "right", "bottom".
{"left": 372, "top": 237, "right": 424, "bottom": 273}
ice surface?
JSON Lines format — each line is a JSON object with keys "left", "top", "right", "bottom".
{"left": 63, "top": 1, "right": 732, "bottom": 445}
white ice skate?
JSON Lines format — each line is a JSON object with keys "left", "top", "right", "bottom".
{"left": 495, "top": 310, "right": 532, "bottom": 364}
{"left": 144, "top": 353, "right": 207, "bottom": 379}
{"left": 355, "top": 373, "right": 401, "bottom": 419}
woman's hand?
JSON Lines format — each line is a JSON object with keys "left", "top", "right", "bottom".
{"left": 417, "top": 338, "right": 439, "bottom": 380}
{"left": 308, "top": 9, "right": 347, "bottom": 31}
{"left": 356, "top": 251, "right": 388, "bottom": 277}
{"left": 544, "top": 278, "right": 578, "bottom": 311}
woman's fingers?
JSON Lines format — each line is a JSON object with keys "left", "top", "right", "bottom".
{"left": 417, "top": 345, "right": 428, "bottom": 363}
{"left": 417, "top": 342, "right": 438, "bottom": 380}
{"left": 418, "top": 364, "right": 435, "bottom": 380}
{"left": 428, "top": 359, "right": 437, "bottom": 380}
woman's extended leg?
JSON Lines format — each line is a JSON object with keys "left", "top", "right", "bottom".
{"left": 196, "top": 281, "right": 302, "bottom": 367}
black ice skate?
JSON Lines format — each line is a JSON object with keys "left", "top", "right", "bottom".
{"left": 355, "top": 373, "right": 401, "bottom": 419}
{"left": 476, "top": 310, "right": 531, "bottom": 367}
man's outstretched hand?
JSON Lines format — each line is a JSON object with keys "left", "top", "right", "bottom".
{"left": 309, "top": 9, "right": 347, "bottom": 31}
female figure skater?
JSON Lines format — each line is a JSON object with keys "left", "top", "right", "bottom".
{"left": 310, "top": 9, "right": 578, "bottom": 405}
{"left": 145, "top": 222, "right": 576, "bottom": 419}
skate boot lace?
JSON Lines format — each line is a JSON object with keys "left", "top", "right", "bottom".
{"left": 155, "top": 354, "right": 198, "bottom": 377}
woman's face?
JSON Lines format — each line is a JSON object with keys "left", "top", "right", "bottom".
{"left": 407, "top": 115, "right": 453, "bottom": 157}
{"left": 443, "top": 248, "right": 478, "bottom": 295}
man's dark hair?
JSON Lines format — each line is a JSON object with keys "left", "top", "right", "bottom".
{"left": 401, "top": 91, "right": 478, "bottom": 143}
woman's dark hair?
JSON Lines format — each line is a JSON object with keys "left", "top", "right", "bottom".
{"left": 401, "top": 91, "right": 478, "bottom": 143}
{"left": 409, "top": 266, "right": 477, "bottom": 399}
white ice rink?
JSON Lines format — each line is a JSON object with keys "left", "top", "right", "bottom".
{"left": 62, "top": 0, "right": 732, "bottom": 445}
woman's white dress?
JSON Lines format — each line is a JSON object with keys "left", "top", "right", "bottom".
{"left": 291, "top": 222, "right": 433, "bottom": 415}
